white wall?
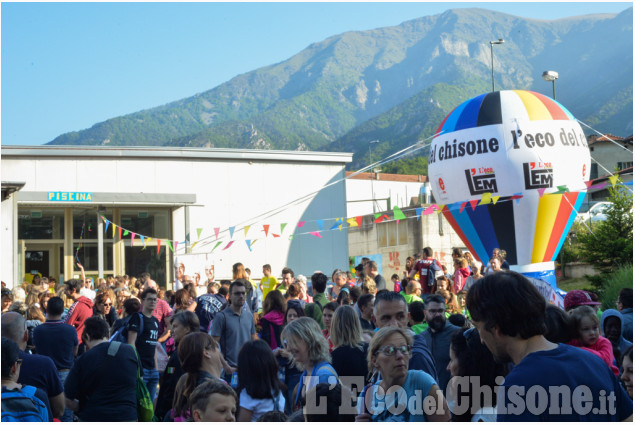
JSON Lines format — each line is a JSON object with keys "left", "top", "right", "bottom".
{"left": 1, "top": 195, "right": 18, "bottom": 287}
{"left": 346, "top": 179, "right": 426, "bottom": 217}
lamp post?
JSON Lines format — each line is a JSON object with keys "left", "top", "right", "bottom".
{"left": 369, "top": 140, "right": 379, "bottom": 213}
{"left": 542, "top": 70, "right": 559, "bottom": 100}
{"left": 489, "top": 39, "right": 505, "bottom": 92}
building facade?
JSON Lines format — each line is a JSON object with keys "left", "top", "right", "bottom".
{"left": 1, "top": 146, "right": 352, "bottom": 288}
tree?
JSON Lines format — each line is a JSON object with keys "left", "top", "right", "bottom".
{"left": 578, "top": 180, "right": 633, "bottom": 276}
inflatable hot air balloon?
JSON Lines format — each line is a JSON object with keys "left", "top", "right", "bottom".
{"left": 428, "top": 90, "right": 590, "bottom": 289}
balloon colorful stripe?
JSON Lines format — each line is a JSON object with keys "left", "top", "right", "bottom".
{"left": 535, "top": 191, "right": 586, "bottom": 262}
{"left": 435, "top": 90, "right": 576, "bottom": 135}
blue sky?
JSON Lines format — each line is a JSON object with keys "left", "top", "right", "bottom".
{"left": 2, "top": 2, "right": 632, "bottom": 146}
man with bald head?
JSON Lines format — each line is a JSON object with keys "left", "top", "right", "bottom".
{"left": 372, "top": 291, "right": 438, "bottom": 383}
{"left": 144, "top": 279, "right": 172, "bottom": 341}
{"left": 2, "top": 311, "right": 65, "bottom": 419}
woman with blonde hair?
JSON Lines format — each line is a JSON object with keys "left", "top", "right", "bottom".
{"left": 38, "top": 292, "right": 51, "bottom": 317}
{"left": 330, "top": 305, "right": 369, "bottom": 392}
{"left": 357, "top": 327, "right": 450, "bottom": 421}
{"left": 281, "top": 317, "right": 338, "bottom": 411}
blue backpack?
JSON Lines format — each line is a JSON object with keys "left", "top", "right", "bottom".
{"left": 1, "top": 385, "right": 49, "bottom": 422}
{"left": 109, "top": 312, "right": 144, "bottom": 343}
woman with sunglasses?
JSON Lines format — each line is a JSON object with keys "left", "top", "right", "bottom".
{"left": 92, "top": 292, "right": 115, "bottom": 328}
{"left": 357, "top": 326, "right": 450, "bottom": 422}
{"left": 446, "top": 327, "right": 509, "bottom": 421}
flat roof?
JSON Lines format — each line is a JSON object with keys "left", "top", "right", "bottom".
{"left": 1, "top": 145, "right": 353, "bottom": 164}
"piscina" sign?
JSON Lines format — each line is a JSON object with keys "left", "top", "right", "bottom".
{"left": 48, "top": 192, "right": 93, "bottom": 202}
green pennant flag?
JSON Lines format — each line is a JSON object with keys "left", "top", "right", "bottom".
{"left": 197, "top": 228, "right": 203, "bottom": 239}
{"left": 393, "top": 206, "right": 406, "bottom": 221}
{"left": 167, "top": 240, "right": 174, "bottom": 252}
{"left": 280, "top": 223, "right": 287, "bottom": 234}
{"left": 211, "top": 241, "right": 223, "bottom": 252}
{"left": 123, "top": 230, "right": 129, "bottom": 236}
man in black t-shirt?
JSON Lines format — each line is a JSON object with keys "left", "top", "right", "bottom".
{"left": 127, "top": 288, "right": 160, "bottom": 401}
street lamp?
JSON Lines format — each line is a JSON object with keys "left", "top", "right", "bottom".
{"left": 369, "top": 140, "right": 379, "bottom": 213}
{"left": 489, "top": 39, "right": 505, "bottom": 92}
{"left": 542, "top": 70, "right": 559, "bottom": 100}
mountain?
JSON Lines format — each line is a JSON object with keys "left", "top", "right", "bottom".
{"left": 48, "top": 7, "right": 633, "bottom": 167}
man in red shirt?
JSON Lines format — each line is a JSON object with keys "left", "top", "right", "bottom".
{"left": 409, "top": 247, "right": 443, "bottom": 297}
{"left": 64, "top": 278, "right": 93, "bottom": 352}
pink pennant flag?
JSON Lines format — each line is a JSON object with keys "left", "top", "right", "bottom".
{"left": 130, "top": 232, "right": 136, "bottom": 246}
{"left": 214, "top": 227, "right": 220, "bottom": 240}
{"left": 297, "top": 221, "right": 305, "bottom": 228}
{"left": 423, "top": 206, "right": 435, "bottom": 215}
{"left": 537, "top": 188, "right": 546, "bottom": 198}
{"left": 584, "top": 180, "right": 593, "bottom": 188}
{"left": 263, "top": 225, "right": 270, "bottom": 237}
{"left": 223, "top": 241, "right": 235, "bottom": 250}
{"left": 157, "top": 239, "right": 161, "bottom": 254}
{"left": 459, "top": 202, "right": 468, "bottom": 213}
{"left": 309, "top": 231, "right": 322, "bottom": 238}
{"left": 469, "top": 200, "right": 478, "bottom": 211}
{"left": 174, "top": 241, "right": 179, "bottom": 253}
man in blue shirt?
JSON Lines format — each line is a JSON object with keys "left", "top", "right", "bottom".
{"left": 467, "top": 271, "right": 632, "bottom": 421}
{"left": 33, "top": 296, "right": 78, "bottom": 421}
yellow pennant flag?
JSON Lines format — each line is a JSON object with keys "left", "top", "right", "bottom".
{"left": 609, "top": 175, "right": 619, "bottom": 186}
{"left": 492, "top": 196, "right": 500, "bottom": 204}
{"left": 479, "top": 193, "right": 492, "bottom": 205}
{"left": 244, "top": 225, "right": 251, "bottom": 237}
{"left": 436, "top": 205, "right": 445, "bottom": 213}
{"left": 188, "top": 241, "right": 199, "bottom": 253}
{"left": 112, "top": 224, "right": 116, "bottom": 238}
{"left": 347, "top": 217, "right": 359, "bottom": 228}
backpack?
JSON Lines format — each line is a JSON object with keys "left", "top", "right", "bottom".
{"left": 1, "top": 385, "right": 49, "bottom": 422}
{"left": 109, "top": 312, "right": 144, "bottom": 343}
{"left": 427, "top": 260, "right": 442, "bottom": 288}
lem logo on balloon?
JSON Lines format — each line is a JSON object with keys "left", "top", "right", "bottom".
{"left": 428, "top": 90, "right": 591, "bottom": 289}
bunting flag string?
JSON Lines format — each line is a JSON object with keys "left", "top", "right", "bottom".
{"left": 96, "top": 178, "right": 630, "bottom": 255}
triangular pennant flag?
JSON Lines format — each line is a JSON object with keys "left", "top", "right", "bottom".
{"left": 537, "top": 188, "right": 547, "bottom": 198}
{"left": 374, "top": 214, "right": 389, "bottom": 223}
{"left": 101, "top": 215, "right": 106, "bottom": 222}
{"left": 263, "top": 225, "right": 270, "bottom": 237}
{"left": 104, "top": 219, "right": 110, "bottom": 233}
{"left": 415, "top": 207, "right": 423, "bottom": 220}
{"left": 374, "top": 213, "right": 381, "bottom": 220}
{"left": 288, "top": 234, "right": 295, "bottom": 240}
{"left": 112, "top": 224, "right": 116, "bottom": 238}
{"left": 146, "top": 237, "right": 152, "bottom": 247}
{"left": 297, "top": 221, "right": 305, "bottom": 228}
{"left": 280, "top": 223, "right": 287, "bottom": 234}
{"left": 556, "top": 185, "right": 570, "bottom": 194}
{"left": 347, "top": 217, "right": 359, "bottom": 228}
{"left": 272, "top": 234, "right": 280, "bottom": 238}
{"left": 330, "top": 218, "right": 343, "bottom": 231}
{"left": 250, "top": 240, "right": 257, "bottom": 248}
{"left": 512, "top": 193, "right": 523, "bottom": 204}
{"left": 423, "top": 206, "right": 435, "bottom": 215}
{"left": 174, "top": 241, "right": 179, "bottom": 253}
{"left": 167, "top": 240, "right": 174, "bottom": 252}
{"left": 244, "top": 225, "right": 251, "bottom": 237}
{"left": 491, "top": 196, "right": 500, "bottom": 204}
{"left": 211, "top": 241, "right": 223, "bottom": 252}
{"left": 140, "top": 235, "right": 145, "bottom": 249}
{"left": 436, "top": 204, "right": 445, "bottom": 213}
{"left": 469, "top": 199, "right": 479, "bottom": 211}
{"left": 118, "top": 226, "right": 123, "bottom": 240}
{"left": 309, "top": 231, "right": 322, "bottom": 238}
{"left": 188, "top": 241, "right": 198, "bottom": 253}
{"left": 229, "top": 226, "right": 235, "bottom": 239}
{"left": 123, "top": 230, "right": 129, "bottom": 236}
{"left": 223, "top": 241, "right": 235, "bottom": 250}
{"left": 393, "top": 206, "right": 406, "bottom": 221}
{"left": 130, "top": 232, "right": 136, "bottom": 246}
{"left": 460, "top": 202, "right": 468, "bottom": 213}
{"left": 355, "top": 216, "right": 362, "bottom": 227}
{"left": 479, "top": 193, "right": 492, "bottom": 205}
{"left": 245, "top": 240, "right": 252, "bottom": 251}
{"left": 214, "top": 227, "right": 220, "bottom": 240}
{"left": 585, "top": 180, "right": 593, "bottom": 188}
{"left": 197, "top": 228, "right": 203, "bottom": 239}
{"left": 609, "top": 175, "right": 619, "bottom": 186}
{"left": 157, "top": 239, "right": 161, "bottom": 254}
{"left": 317, "top": 220, "right": 324, "bottom": 231}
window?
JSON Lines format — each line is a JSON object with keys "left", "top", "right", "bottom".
{"left": 590, "top": 164, "right": 598, "bottom": 180}
{"left": 120, "top": 209, "right": 170, "bottom": 239}
{"left": 618, "top": 161, "right": 633, "bottom": 170}
{"left": 377, "top": 220, "right": 408, "bottom": 247}
{"left": 18, "top": 209, "right": 65, "bottom": 240}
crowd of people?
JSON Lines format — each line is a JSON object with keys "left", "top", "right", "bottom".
{"left": 1, "top": 247, "right": 633, "bottom": 422}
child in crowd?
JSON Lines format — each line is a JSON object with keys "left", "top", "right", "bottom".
{"left": 189, "top": 380, "right": 237, "bottom": 422}
{"left": 568, "top": 305, "right": 620, "bottom": 376}
{"left": 408, "top": 301, "right": 427, "bottom": 334}
{"left": 390, "top": 274, "right": 402, "bottom": 293}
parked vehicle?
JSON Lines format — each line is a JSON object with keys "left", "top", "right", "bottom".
{"left": 576, "top": 201, "right": 613, "bottom": 223}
